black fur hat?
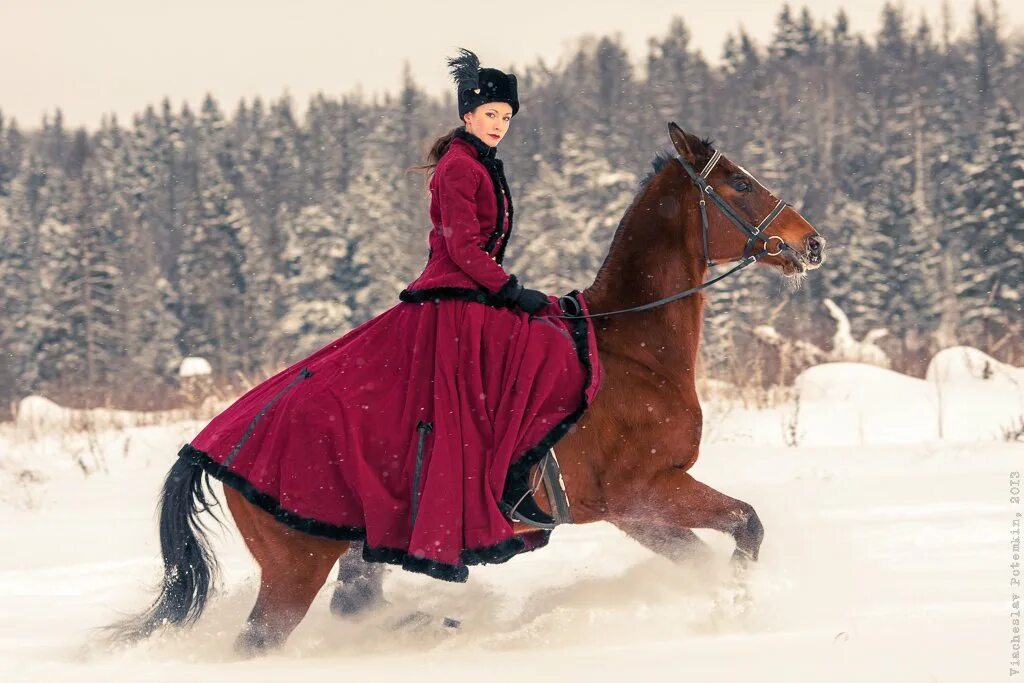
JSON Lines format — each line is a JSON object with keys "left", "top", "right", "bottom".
{"left": 447, "top": 47, "right": 520, "bottom": 121}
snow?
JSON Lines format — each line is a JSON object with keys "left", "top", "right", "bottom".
{"left": 595, "top": 170, "right": 637, "bottom": 187}
{"left": 927, "top": 346, "right": 1024, "bottom": 441}
{"left": 822, "top": 298, "right": 891, "bottom": 368}
{"left": 12, "top": 395, "right": 204, "bottom": 437}
{"left": 926, "top": 345, "right": 1024, "bottom": 385}
{"left": 14, "top": 395, "right": 71, "bottom": 429}
{"left": 794, "top": 363, "right": 941, "bottom": 445}
{"left": 178, "top": 357, "right": 212, "bottom": 378}
{"left": 1, "top": 348, "right": 1021, "bottom": 681}
{"left": 703, "top": 348, "right": 1024, "bottom": 447}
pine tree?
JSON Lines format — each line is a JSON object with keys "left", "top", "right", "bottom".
{"left": 101, "top": 115, "right": 184, "bottom": 402}
{"left": 346, "top": 105, "right": 418, "bottom": 319}
{"left": 960, "top": 98, "right": 1024, "bottom": 345}
{"left": 0, "top": 193, "right": 22, "bottom": 410}
{"left": 0, "top": 111, "right": 25, "bottom": 197}
{"left": 31, "top": 160, "right": 123, "bottom": 403}
{"left": 646, "top": 18, "right": 714, "bottom": 137}
{"left": 304, "top": 93, "right": 346, "bottom": 205}
{"left": 176, "top": 97, "right": 268, "bottom": 384}
{"left": 508, "top": 160, "right": 574, "bottom": 293}
{"left": 278, "top": 203, "right": 365, "bottom": 356}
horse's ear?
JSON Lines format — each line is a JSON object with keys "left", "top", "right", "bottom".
{"left": 667, "top": 122, "right": 698, "bottom": 164}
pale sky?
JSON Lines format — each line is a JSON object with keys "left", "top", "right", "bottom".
{"left": 1, "top": 0, "right": 1020, "bottom": 131}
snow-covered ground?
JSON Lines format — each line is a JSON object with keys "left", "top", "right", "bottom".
{"left": 1, "top": 348, "right": 1021, "bottom": 682}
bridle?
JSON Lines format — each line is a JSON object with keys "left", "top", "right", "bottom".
{"left": 542, "top": 149, "right": 800, "bottom": 320}
{"left": 682, "top": 149, "right": 789, "bottom": 268}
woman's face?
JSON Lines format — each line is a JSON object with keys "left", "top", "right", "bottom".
{"left": 463, "top": 101, "right": 513, "bottom": 147}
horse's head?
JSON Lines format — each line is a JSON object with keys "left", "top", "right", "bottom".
{"left": 667, "top": 122, "right": 826, "bottom": 277}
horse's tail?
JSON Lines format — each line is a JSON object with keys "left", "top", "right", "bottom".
{"left": 106, "top": 455, "right": 220, "bottom": 643}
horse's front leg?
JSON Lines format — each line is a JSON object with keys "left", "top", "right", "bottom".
{"left": 610, "top": 469, "right": 764, "bottom": 564}
{"left": 614, "top": 522, "right": 714, "bottom": 566}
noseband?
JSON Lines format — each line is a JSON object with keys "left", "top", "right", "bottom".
{"left": 546, "top": 149, "right": 798, "bottom": 320}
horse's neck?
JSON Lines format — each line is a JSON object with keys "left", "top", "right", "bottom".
{"left": 583, "top": 177, "right": 707, "bottom": 389}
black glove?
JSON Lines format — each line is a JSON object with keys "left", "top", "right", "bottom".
{"left": 497, "top": 274, "right": 550, "bottom": 314}
{"left": 516, "top": 287, "right": 550, "bottom": 314}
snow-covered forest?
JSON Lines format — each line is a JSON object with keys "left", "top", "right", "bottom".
{"left": 1, "top": 2, "right": 1022, "bottom": 412}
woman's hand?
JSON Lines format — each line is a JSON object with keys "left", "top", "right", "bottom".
{"left": 497, "top": 275, "right": 550, "bottom": 314}
{"left": 515, "top": 287, "right": 550, "bottom": 314}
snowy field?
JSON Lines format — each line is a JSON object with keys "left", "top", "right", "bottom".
{"left": 1, "top": 346, "right": 1021, "bottom": 682}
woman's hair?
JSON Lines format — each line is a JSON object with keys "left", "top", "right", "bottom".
{"left": 406, "top": 125, "right": 463, "bottom": 180}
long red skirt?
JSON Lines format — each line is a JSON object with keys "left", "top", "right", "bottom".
{"left": 178, "top": 290, "right": 602, "bottom": 582}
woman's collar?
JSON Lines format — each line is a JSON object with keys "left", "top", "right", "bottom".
{"left": 452, "top": 127, "right": 497, "bottom": 159}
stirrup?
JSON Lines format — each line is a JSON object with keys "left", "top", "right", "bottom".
{"left": 500, "top": 468, "right": 556, "bottom": 530}
{"left": 499, "top": 499, "right": 557, "bottom": 532}
{"left": 499, "top": 495, "right": 557, "bottom": 530}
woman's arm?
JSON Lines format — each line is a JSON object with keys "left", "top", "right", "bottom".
{"left": 436, "top": 158, "right": 514, "bottom": 294}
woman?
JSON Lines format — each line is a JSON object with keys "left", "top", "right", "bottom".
{"left": 401, "top": 48, "right": 559, "bottom": 524}
{"left": 178, "top": 47, "right": 601, "bottom": 582}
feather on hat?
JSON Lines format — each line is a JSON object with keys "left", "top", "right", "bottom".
{"left": 447, "top": 47, "right": 481, "bottom": 93}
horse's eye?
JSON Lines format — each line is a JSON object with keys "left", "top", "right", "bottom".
{"left": 731, "top": 178, "right": 752, "bottom": 193}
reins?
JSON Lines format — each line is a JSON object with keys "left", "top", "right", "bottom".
{"left": 539, "top": 150, "right": 799, "bottom": 321}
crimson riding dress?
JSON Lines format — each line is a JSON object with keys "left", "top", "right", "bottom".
{"left": 178, "top": 129, "right": 603, "bottom": 582}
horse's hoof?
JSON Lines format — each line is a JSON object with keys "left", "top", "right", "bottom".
{"left": 233, "top": 625, "right": 281, "bottom": 658}
{"left": 730, "top": 547, "right": 756, "bottom": 565}
{"left": 329, "top": 579, "right": 385, "bottom": 618}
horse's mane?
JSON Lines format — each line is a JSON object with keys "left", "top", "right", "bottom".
{"left": 638, "top": 136, "right": 715, "bottom": 190}
{"left": 591, "top": 135, "right": 715, "bottom": 292}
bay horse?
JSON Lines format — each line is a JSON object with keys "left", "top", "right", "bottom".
{"left": 109, "top": 122, "right": 826, "bottom": 654}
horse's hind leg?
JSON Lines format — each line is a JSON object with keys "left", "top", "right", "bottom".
{"left": 223, "top": 488, "right": 349, "bottom": 655}
{"left": 237, "top": 548, "right": 343, "bottom": 655}
{"left": 330, "top": 540, "right": 387, "bottom": 617}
